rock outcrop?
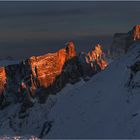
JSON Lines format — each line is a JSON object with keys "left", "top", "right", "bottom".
{"left": 79, "top": 44, "right": 107, "bottom": 78}
{"left": 110, "top": 25, "right": 140, "bottom": 58}
{"left": 132, "top": 25, "right": 140, "bottom": 40}
{"left": 0, "top": 67, "right": 6, "bottom": 95}
{"left": 0, "top": 42, "right": 107, "bottom": 107}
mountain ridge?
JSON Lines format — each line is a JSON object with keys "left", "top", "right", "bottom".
{"left": 0, "top": 42, "right": 107, "bottom": 109}
{"left": 110, "top": 25, "right": 140, "bottom": 58}
{"left": 1, "top": 25, "right": 140, "bottom": 138}
{"left": 0, "top": 38, "right": 140, "bottom": 138}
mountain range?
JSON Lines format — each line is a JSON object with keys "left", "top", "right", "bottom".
{"left": 0, "top": 25, "right": 140, "bottom": 139}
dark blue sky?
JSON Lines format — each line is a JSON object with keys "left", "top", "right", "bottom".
{"left": 0, "top": 1, "right": 140, "bottom": 59}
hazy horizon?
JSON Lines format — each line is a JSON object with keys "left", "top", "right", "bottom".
{"left": 0, "top": 1, "right": 140, "bottom": 59}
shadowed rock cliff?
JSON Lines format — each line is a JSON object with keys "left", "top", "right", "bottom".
{"left": 110, "top": 25, "right": 140, "bottom": 58}
{"left": 0, "top": 42, "right": 107, "bottom": 108}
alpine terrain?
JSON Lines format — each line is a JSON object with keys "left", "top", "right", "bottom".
{"left": 1, "top": 25, "right": 140, "bottom": 139}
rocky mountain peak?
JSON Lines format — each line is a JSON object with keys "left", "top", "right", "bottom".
{"left": 132, "top": 25, "right": 140, "bottom": 40}
{"left": 88, "top": 44, "right": 107, "bottom": 70}
{"left": 0, "top": 67, "right": 6, "bottom": 95}
{"left": 110, "top": 24, "right": 140, "bottom": 58}
{"left": 66, "top": 41, "right": 76, "bottom": 60}
{"left": 0, "top": 41, "right": 107, "bottom": 107}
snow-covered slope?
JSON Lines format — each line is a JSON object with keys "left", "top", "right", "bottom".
{"left": 46, "top": 44, "right": 140, "bottom": 139}
{"left": 0, "top": 44, "right": 140, "bottom": 139}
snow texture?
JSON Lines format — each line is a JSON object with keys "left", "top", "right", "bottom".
{"left": 1, "top": 44, "right": 140, "bottom": 138}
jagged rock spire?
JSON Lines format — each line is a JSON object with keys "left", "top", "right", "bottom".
{"left": 0, "top": 41, "right": 107, "bottom": 105}
{"left": 132, "top": 25, "right": 140, "bottom": 40}
{"left": 109, "top": 24, "right": 140, "bottom": 59}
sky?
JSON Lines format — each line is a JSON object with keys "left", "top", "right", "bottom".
{"left": 0, "top": 1, "right": 140, "bottom": 59}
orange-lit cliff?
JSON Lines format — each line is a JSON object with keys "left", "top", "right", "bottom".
{"left": 27, "top": 41, "right": 76, "bottom": 93}
{"left": 132, "top": 25, "right": 140, "bottom": 40}
{"left": 88, "top": 44, "right": 107, "bottom": 70}
{"left": 0, "top": 42, "right": 107, "bottom": 106}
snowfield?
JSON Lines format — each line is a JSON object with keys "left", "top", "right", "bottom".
{"left": 46, "top": 44, "right": 140, "bottom": 138}
{"left": 1, "top": 44, "right": 140, "bottom": 138}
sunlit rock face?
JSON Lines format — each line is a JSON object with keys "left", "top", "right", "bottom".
{"left": 88, "top": 44, "right": 107, "bottom": 70}
{"left": 132, "top": 25, "right": 140, "bottom": 40}
{"left": 28, "top": 41, "right": 76, "bottom": 90}
{"left": 79, "top": 44, "right": 108, "bottom": 78}
{"left": 0, "top": 67, "right": 6, "bottom": 95}
{"left": 0, "top": 42, "right": 107, "bottom": 106}
{"left": 110, "top": 25, "right": 140, "bottom": 59}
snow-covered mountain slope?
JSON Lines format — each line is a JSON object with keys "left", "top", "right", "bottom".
{"left": 0, "top": 42, "right": 107, "bottom": 107}
{"left": 45, "top": 44, "right": 140, "bottom": 139}
{"left": 0, "top": 79, "right": 86, "bottom": 138}
{"left": 0, "top": 43, "right": 140, "bottom": 139}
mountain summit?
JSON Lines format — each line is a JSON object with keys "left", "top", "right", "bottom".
{"left": 132, "top": 25, "right": 140, "bottom": 40}
{"left": 0, "top": 42, "right": 107, "bottom": 109}
{"left": 110, "top": 25, "right": 140, "bottom": 58}
{"left": 1, "top": 26, "right": 140, "bottom": 139}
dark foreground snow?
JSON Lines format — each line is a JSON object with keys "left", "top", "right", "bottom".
{"left": 1, "top": 44, "right": 140, "bottom": 138}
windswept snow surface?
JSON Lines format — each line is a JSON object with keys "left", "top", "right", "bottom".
{"left": 46, "top": 44, "right": 140, "bottom": 139}
{"left": 1, "top": 45, "right": 140, "bottom": 138}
